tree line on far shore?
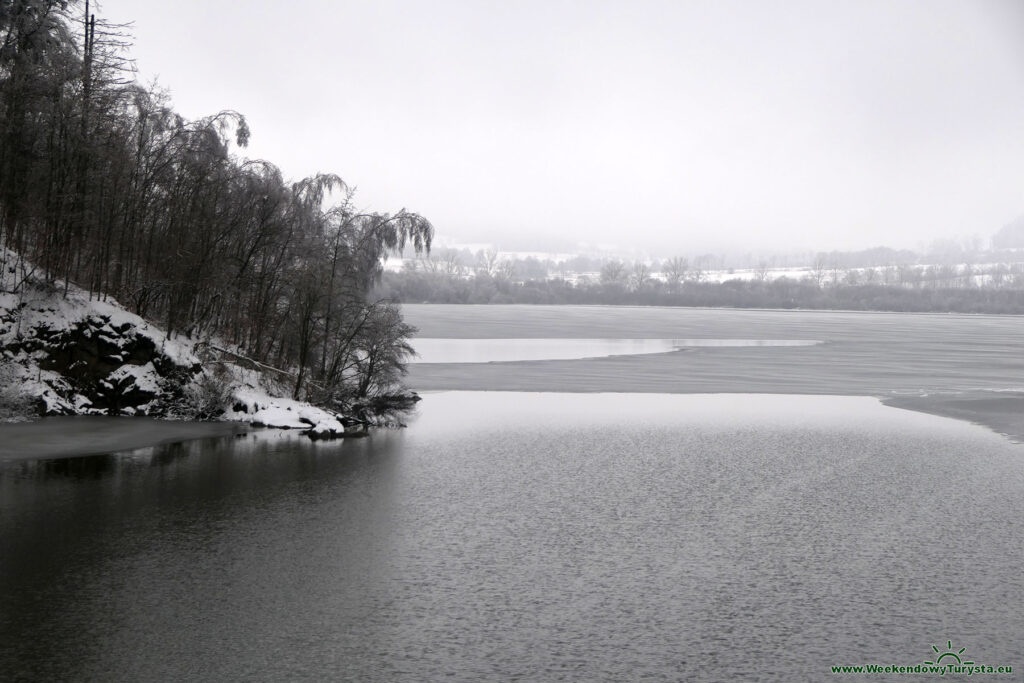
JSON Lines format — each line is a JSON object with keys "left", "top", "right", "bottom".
{"left": 375, "top": 258, "right": 1024, "bottom": 314}
{"left": 0, "top": 1, "right": 432, "bottom": 407}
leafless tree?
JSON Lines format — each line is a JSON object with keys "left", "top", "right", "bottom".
{"left": 810, "top": 253, "right": 828, "bottom": 287}
{"left": 690, "top": 254, "right": 713, "bottom": 283}
{"left": 600, "top": 260, "right": 626, "bottom": 285}
{"left": 496, "top": 259, "right": 516, "bottom": 280}
{"left": 438, "top": 249, "right": 464, "bottom": 277}
{"left": 663, "top": 256, "right": 688, "bottom": 291}
{"left": 829, "top": 257, "right": 843, "bottom": 286}
{"left": 476, "top": 248, "right": 499, "bottom": 276}
{"left": 630, "top": 262, "right": 652, "bottom": 291}
{"left": 961, "top": 262, "right": 975, "bottom": 289}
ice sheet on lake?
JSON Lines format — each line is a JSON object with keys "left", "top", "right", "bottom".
{"left": 410, "top": 337, "right": 822, "bottom": 364}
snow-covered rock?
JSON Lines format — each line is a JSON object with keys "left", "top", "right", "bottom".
{"left": 0, "top": 278, "right": 200, "bottom": 417}
{"left": 224, "top": 389, "right": 347, "bottom": 437}
{"left": 0, "top": 249, "right": 398, "bottom": 439}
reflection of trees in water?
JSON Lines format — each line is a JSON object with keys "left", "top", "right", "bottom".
{"left": 2, "top": 429, "right": 407, "bottom": 493}
{"left": 0, "top": 426, "right": 408, "bottom": 682}
{"left": 36, "top": 453, "right": 120, "bottom": 480}
{"left": 148, "top": 439, "right": 205, "bottom": 468}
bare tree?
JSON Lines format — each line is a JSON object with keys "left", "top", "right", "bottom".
{"left": 663, "top": 256, "right": 688, "bottom": 292}
{"left": 630, "top": 262, "right": 651, "bottom": 291}
{"left": 439, "top": 249, "right": 464, "bottom": 277}
{"left": 810, "top": 253, "right": 827, "bottom": 287}
{"left": 600, "top": 260, "right": 626, "bottom": 285}
{"left": 829, "top": 257, "right": 843, "bottom": 286}
{"left": 352, "top": 303, "right": 416, "bottom": 399}
{"left": 899, "top": 264, "right": 921, "bottom": 288}
{"left": 475, "top": 248, "right": 499, "bottom": 276}
{"left": 961, "top": 262, "right": 975, "bottom": 289}
{"left": 689, "top": 255, "right": 712, "bottom": 283}
{"left": 991, "top": 263, "right": 1009, "bottom": 288}
{"left": 496, "top": 259, "right": 516, "bottom": 280}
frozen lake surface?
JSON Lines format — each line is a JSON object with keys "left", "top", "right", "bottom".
{"left": 402, "top": 305, "right": 1024, "bottom": 441}
{"left": 401, "top": 304, "right": 1024, "bottom": 395}
{"left": 411, "top": 337, "right": 821, "bottom": 363}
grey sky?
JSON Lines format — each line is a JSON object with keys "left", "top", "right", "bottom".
{"left": 103, "top": 0, "right": 1024, "bottom": 253}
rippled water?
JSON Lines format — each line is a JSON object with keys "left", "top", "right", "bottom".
{"left": 2, "top": 393, "right": 1022, "bottom": 681}
{"left": 411, "top": 338, "right": 821, "bottom": 363}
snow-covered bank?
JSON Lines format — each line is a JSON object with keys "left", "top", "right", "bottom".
{"left": 225, "top": 389, "right": 348, "bottom": 438}
{"left": 0, "top": 257, "right": 200, "bottom": 417}
{"left": 0, "top": 249, "right": 379, "bottom": 440}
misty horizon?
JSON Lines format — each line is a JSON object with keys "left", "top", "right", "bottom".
{"left": 103, "top": 0, "right": 1024, "bottom": 253}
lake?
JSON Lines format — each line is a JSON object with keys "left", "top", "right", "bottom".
{"left": 401, "top": 304, "right": 1024, "bottom": 396}
{"left": 2, "top": 305, "right": 1023, "bottom": 681}
{"left": 410, "top": 337, "right": 822, "bottom": 364}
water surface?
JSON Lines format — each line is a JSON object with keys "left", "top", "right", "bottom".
{"left": 2, "top": 393, "right": 1022, "bottom": 681}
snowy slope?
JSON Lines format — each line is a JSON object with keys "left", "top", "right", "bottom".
{"left": 0, "top": 249, "right": 349, "bottom": 436}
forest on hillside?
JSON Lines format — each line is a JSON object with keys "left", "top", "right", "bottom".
{"left": 0, "top": 1, "right": 432, "bottom": 407}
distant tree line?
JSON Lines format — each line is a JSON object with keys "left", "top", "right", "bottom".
{"left": 379, "top": 237, "right": 1024, "bottom": 313}
{"left": 0, "top": 1, "right": 432, "bottom": 406}
{"left": 376, "top": 270, "right": 1024, "bottom": 314}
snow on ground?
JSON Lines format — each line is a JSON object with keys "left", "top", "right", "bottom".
{"left": 224, "top": 388, "right": 346, "bottom": 436}
{"left": 1, "top": 248, "right": 198, "bottom": 416}
{"left": 1, "top": 248, "right": 199, "bottom": 366}
{"left": 1, "top": 248, "right": 351, "bottom": 436}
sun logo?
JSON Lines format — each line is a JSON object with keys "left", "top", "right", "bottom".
{"left": 924, "top": 641, "right": 974, "bottom": 666}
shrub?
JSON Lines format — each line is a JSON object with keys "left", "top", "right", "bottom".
{"left": 172, "top": 368, "right": 236, "bottom": 420}
{"left": 0, "top": 360, "right": 34, "bottom": 421}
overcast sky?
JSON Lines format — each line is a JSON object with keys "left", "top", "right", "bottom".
{"left": 102, "top": 0, "right": 1024, "bottom": 254}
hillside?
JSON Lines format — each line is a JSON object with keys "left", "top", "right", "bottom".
{"left": 0, "top": 1, "right": 432, "bottom": 435}
{"left": 0, "top": 250, "right": 397, "bottom": 437}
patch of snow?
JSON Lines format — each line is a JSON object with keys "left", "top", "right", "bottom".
{"left": 2, "top": 248, "right": 358, "bottom": 435}
{"left": 106, "top": 362, "right": 162, "bottom": 394}
{"left": 224, "top": 388, "right": 346, "bottom": 436}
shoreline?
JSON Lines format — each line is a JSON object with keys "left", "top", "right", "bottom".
{"left": 2, "top": 390, "right": 1021, "bottom": 462}
{"left": 0, "top": 417, "right": 250, "bottom": 462}
{"left": 881, "top": 392, "right": 1024, "bottom": 444}
{"left": 401, "top": 302, "right": 1024, "bottom": 319}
